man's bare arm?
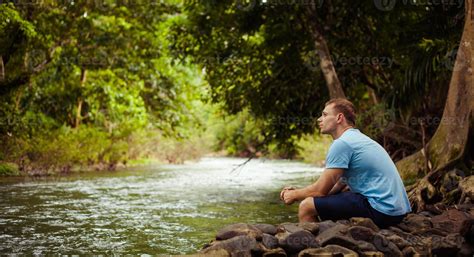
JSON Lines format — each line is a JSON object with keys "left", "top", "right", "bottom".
{"left": 327, "top": 178, "right": 348, "bottom": 195}
{"left": 281, "top": 168, "right": 344, "bottom": 204}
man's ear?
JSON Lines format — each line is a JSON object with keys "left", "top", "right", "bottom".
{"left": 337, "top": 113, "right": 343, "bottom": 123}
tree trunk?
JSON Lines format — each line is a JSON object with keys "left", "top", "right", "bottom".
{"left": 0, "top": 56, "right": 4, "bottom": 82}
{"left": 397, "top": 0, "right": 473, "bottom": 212}
{"left": 75, "top": 69, "right": 87, "bottom": 128}
{"left": 305, "top": 1, "right": 346, "bottom": 99}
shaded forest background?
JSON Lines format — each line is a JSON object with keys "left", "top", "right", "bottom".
{"left": 0, "top": 0, "right": 472, "bottom": 199}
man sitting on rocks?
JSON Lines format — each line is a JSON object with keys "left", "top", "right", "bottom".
{"left": 280, "top": 98, "right": 411, "bottom": 228}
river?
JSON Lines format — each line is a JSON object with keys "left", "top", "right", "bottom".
{"left": 0, "top": 157, "right": 323, "bottom": 255}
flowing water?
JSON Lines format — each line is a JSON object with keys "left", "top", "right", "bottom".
{"left": 0, "top": 157, "right": 323, "bottom": 255}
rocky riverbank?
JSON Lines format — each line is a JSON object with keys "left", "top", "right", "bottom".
{"left": 189, "top": 204, "right": 474, "bottom": 257}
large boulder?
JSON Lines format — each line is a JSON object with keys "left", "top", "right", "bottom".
{"left": 315, "top": 224, "right": 349, "bottom": 245}
{"left": 396, "top": 214, "right": 432, "bottom": 233}
{"left": 262, "top": 233, "right": 279, "bottom": 249}
{"left": 279, "top": 230, "right": 319, "bottom": 254}
{"left": 216, "top": 223, "right": 263, "bottom": 241}
{"left": 430, "top": 233, "right": 465, "bottom": 256}
{"left": 201, "top": 235, "right": 260, "bottom": 256}
{"left": 459, "top": 176, "right": 474, "bottom": 203}
{"left": 262, "top": 247, "right": 287, "bottom": 257}
{"left": 180, "top": 249, "right": 230, "bottom": 257}
{"left": 371, "top": 234, "right": 403, "bottom": 257}
{"left": 321, "top": 234, "right": 377, "bottom": 254}
{"left": 350, "top": 217, "right": 380, "bottom": 232}
{"left": 254, "top": 224, "right": 278, "bottom": 235}
{"left": 317, "top": 220, "right": 337, "bottom": 233}
{"left": 299, "top": 222, "right": 320, "bottom": 235}
{"left": 431, "top": 209, "right": 473, "bottom": 236}
{"left": 298, "top": 245, "right": 358, "bottom": 257}
{"left": 278, "top": 223, "right": 304, "bottom": 234}
{"left": 348, "top": 226, "right": 376, "bottom": 242}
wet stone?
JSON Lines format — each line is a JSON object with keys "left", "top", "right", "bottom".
{"left": 255, "top": 224, "right": 278, "bottom": 235}
{"left": 216, "top": 223, "right": 263, "bottom": 241}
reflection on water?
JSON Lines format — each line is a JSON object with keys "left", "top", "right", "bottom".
{"left": 0, "top": 157, "right": 322, "bottom": 255}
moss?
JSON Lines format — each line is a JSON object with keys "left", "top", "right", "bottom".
{"left": 0, "top": 163, "right": 20, "bottom": 176}
{"left": 396, "top": 151, "right": 426, "bottom": 180}
{"left": 403, "top": 177, "right": 419, "bottom": 187}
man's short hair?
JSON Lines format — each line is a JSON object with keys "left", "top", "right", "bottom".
{"left": 325, "top": 98, "right": 356, "bottom": 126}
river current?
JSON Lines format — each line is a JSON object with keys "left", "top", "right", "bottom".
{"left": 0, "top": 157, "right": 323, "bottom": 255}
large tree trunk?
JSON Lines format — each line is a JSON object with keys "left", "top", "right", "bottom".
{"left": 397, "top": 0, "right": 473, "bottom": 212}
{"left": 74, "top": 69, "right": 87, "bottom": 128}
{"left": 0, "top": 56, "right": 4, "bottom": 82}
{"left": 305, "top": 1, "right": 346, "bottom": 99}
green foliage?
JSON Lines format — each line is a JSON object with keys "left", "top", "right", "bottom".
{"left": 295, "top": 133, "right": 332, "bottom": 166}
{"left": 0, "top": 162, "right": 19, "bottom": 176}
{"left": 0, "top": 1, "right": 216, "bottom": 174}
{"left": 211, "top": 109, "right": 266, "bottom": 156}
{"left": 0, "top": 0, "right": 467, "bottom": 172}
{"left": 170, "top": 0, "right": 464, "bottom": 157}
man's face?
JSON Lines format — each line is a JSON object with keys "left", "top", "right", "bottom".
{"left": 317, "top": 103, "right": 342, "bottom": 134}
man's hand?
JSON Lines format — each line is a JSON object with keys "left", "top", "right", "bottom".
{"left": 280, "top": 188, "right": 297, "bottom": 205}
{"left": 280, "top": 186, "right": 295, "bottom": 201}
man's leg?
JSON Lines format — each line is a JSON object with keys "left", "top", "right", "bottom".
{"left": 298, "top": 197, "right": 318, "bottom": 222}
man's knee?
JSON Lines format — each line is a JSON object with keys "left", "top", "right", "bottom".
{"left": 298, "top": 197, "right": 317, "bottom": 217}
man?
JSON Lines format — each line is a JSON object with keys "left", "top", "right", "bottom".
{"left": 280, "top": 98, "right": 411, "bottom": 228}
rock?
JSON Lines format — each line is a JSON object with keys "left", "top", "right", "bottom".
{"left": 299, "top": 222, "right": 319, "bottom": 235}
{"left": 430, "top": 233, "right": 465, "bottom": 256}
{"left": 417, "top": 211, "right": 435, "bottom": 217}
{"left": 315, "top": 224, "right": 349, "bottom": 245}
{"left": 182, "top": 249, "right": 230, "bottom": 257}
{"left": 360, "top": 251, "right": 384, "bottom": 257}
{"left": 411, "top": 227, "right": 447, "bottom": 237}
{"left": 459, "top": 241, "right": 474, "bottom": 257}
{"left": 201, "top": 235, "right": 259, "bottom": 256}
{"left": 459, "top": 176, "right": 474, "bottom": 203}
{"left": 396, "top": 214, "right": 432, "bottom": 233}
{"left": 298, "top": 244, "right": 358, "bottom": 257}
{"left": 348, "top": 226, "right": 376, "bottom": 241}
{"left": 275, "top": 230, "right": 291, "bottom": 243}
{"left": 279, "top": 223, "right": 305, "bottom": 234}
{"left": 441, "top": 169, "right": 465, "bottom": 193}
{"left": 216, "top": 223, "right": 263, "bottom": 241}
{"left": 387, "top": 226, "right": 413, "bottom": 240}
{"left": 262, "top": 233, "right": 279, "bottom": 249}
{"left": 321, "top": 234, "right": 377, "bottom": 253}
{"left": 453, "top": 203, "right": 474, "bottom": 212}
{"left": 317, "top": 220, "right": 337, "bottom": 233}
{"left": 467, "top": 222, "right": 474, "bottom": 244}
{"left": 384, "top": 234, "right": 411, "bottom": 250}
{"left": 425, "top": 203, "right": 448, "bottom": 215}
{"left": 371, "top": 234, "right": 403, "bottom": 257}
{"left": 254, "top": 224, "right": 278, "bottom": 235}
{"left": 431, "top": 209, "right": 473, "bottom": 236}
{"left": 337, "top": 220, "right": 351, "bottom": 225}
{"left": 279, "top": 230, "right": 319, "bottom": 254}
{"left": 401, "top": 246, "right": 425, "bottom": 257}
{"left": 263, "top": 247, "right": 287, "bottom": 257}
{"left": 350, "top": 217, "right": 380, "bottom": 232}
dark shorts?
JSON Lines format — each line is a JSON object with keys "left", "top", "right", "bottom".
{"left": 313, "top": 191, "right": 406, "bottom": 229}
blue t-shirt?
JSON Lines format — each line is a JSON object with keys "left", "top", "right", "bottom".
{"left": 325, "top": 128, "right": 411, "bottom": 216}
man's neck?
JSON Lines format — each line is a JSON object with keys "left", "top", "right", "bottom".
{"left": 331, "top": 126, "right": 353, "bottom": 140}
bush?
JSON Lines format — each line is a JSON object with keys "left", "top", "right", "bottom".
{"left": 296, "top": 133, "right": 332, "bottom": 166}
{"left": 0, "top": 162, "right": 19, "bottom": 176}
{"left": 211, "top": 110, "right": 265, "bottom": 157}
